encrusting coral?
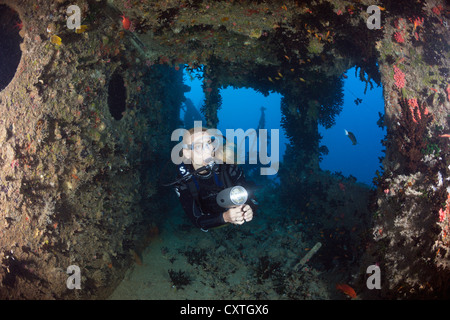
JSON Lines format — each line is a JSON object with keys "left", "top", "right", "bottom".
{"left": 393, "top": 98, "right": 433, "bottom": 174}
{"left": 435, "top": 192, "right": 450, "bottom": 269}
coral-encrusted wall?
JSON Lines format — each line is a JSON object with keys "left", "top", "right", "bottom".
{"left": 369, "top": 1, "right": 450, "bottom": 297}
{"left": 0, "top": 0, "right": 183, "bottom": 298}
{"left": 0, "top": 0, "right": 448, "bottom": 298}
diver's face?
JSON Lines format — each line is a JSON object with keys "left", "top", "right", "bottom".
{"left": 184, "top": 132, "right": 215, "bottom": 168}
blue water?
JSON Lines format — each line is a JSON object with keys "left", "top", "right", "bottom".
{"left": 217, "top": 88, "right": 287, "bottom": 161}
{"left": 183, "top": 66, "right": 385, "bottom": 186}
{"left": 319, "top": 67, "right": 385, "bottom": 186}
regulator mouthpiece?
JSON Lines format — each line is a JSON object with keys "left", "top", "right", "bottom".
{"left": 204, "top": 157, "right": 216, "bottom": 170}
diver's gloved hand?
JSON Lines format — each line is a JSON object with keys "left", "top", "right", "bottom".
{"left": 223, "top": 204, "right": 253, "bottom": 225}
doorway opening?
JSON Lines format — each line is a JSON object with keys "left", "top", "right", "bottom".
{"left": 182, "top": 67, "right": 289, "bottom": 178}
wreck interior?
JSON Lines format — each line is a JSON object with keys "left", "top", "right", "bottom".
{"left": 0, "top": 0, "right": 449, "bottom": 299}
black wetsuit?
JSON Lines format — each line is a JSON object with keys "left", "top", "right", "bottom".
{"left": 174, "top": 163, "right": 256, "bottom": 231}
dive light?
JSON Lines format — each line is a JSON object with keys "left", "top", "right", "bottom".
{"left": 216, "top": 186, "right": 248, "bottom": 208}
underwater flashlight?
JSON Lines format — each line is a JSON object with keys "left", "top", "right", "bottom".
{"left": 216, "top": 186, "right": 248, "bottom": 208}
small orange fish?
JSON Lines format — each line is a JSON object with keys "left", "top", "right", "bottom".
{"left": 336, "top": 283, "right": 357, "bottom": 298}
{"left": 439, "top": 134, "right": 450, "bottom": 138}
{"left": 121, "top": 15, "right": 131, "bottom": 30}
{"left": 71, "top": 174, "right": 79, "bottom": 180}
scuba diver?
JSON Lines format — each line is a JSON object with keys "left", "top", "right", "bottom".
{"left": 167, "top": 127, "right": 257, "bottom": 232}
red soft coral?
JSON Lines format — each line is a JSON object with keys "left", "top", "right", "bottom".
{"left": 440, "top": 194, "right": 450, "bottom": 223}
{"left": 394, "top": 31, "right": 404, "bottom": 43}
{"left": 408, "top": 98, "right": 420, "bottom": 123}
{"left": 393, "top": 66, "right": 406, "bottom": 89}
